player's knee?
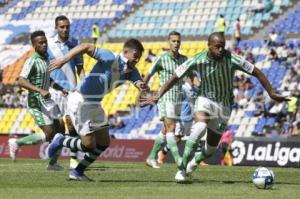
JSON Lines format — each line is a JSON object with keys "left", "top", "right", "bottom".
{"left": 82, "top": 141, "right": 97, "bottom": 152}
{"left": 164, "top": 121, "right": 176, "bottom": 132}
{"left": 190, "top": 122, "right": 207, "bottom": 140}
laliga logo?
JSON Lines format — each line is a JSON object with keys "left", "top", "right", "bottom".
{"left": 231, "top": 140, "right": 246, "bottom": 165}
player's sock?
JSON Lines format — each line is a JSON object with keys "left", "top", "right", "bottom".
{"left": 48, "top": 148, "right": 62, "bottom": 165}
{"left": 75, "top": 145, "right": 108, "bottom": 173}
{"left": 61, "top": 137, "right": 86, "bottom": 152}
{"left": 166, "top": 133, "right": 181, "bottom": 167}
{"left": 162, "top": 145, "right": 169, "bottom": 155}
{"left": 181, "top": 122, "right": 207, "bottom": 169}
{"left": 195, "top": 143, "right": 217, "bottom": 164}
{"left": 16, "top": 132, "right": 46, "bottom": 146}
{"left": 67, "top": 136, "right": 78, "bottom": 160}
{"left": 70, "top": 149, "right": 78, "bottom": 160}
{"left": 148, "top": 132, "right": 165, "bottom": 160}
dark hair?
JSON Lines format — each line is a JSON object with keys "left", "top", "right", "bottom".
{"left": 208, "top": 32, "right": 225, "bottom": 43}
{"left": 124, "top": 38, "right": 144, "bottom": 53}
{"left": 30, "top": 30, "right": 46, "bottom": 44}
{"left": 55, "top": 15, "right": 69, "bottom": 26}
{"left": 168, "top": 31, "right": 181, "bottom": 39}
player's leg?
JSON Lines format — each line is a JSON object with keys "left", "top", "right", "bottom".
{"left": 157, "top": 121, "right": 184, "bottom": 164}
{"left": 146, "top": 126, "right": 165, "bottom": 168}
{"left": 180, "top": 111, "right": 208, "bottom": 170}
{"left": 164, "top": 118, "right": 182, "bottom": 167}
{"left": 8, "top": 108, "right": 51, "bottom": 161}
{"left": 186, "top": 105, "right": 231, "bottom": 174}
{"left": 70, "top": 127, "right": 110, "bottom": 181}
{"left": 186, "top": 128, "right": 221, "bottom": 173}
{"left": 175, "top": 111, "right": 207, "bottom": 182}
{"left": 47, "top": 119, "right": 65, "bottom": 171}
{"left": 65, "top": 115, "right": 80, "bottom": 169}
{"left": 146, "top": 102, "right": 169, "bottom": 168}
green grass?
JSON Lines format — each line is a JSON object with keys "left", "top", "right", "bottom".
{"left": 0, "top": 158, "right": 299, "bottom": 199}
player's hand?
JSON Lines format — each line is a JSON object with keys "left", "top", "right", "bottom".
{"left": 61, "top": 89, "right": 68, "bottom": 97}
{"left": 40, "top": 89, "right": 51, "bottom": 98}
{"left": 49, "top": 57, "right": 66, "bottom": 71}
{"left": 138, "top": 91, "right": 159, "bottom": 106}
{"left": 269, "top": 91, "right": 290, "bottom": 102}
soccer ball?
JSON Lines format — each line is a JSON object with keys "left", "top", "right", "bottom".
{"left": 252, "top": 167, "right": 275, "bottom": 189}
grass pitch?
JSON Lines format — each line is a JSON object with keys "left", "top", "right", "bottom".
{"left": 0, "top": 158, "right": 299, "bottom": 199}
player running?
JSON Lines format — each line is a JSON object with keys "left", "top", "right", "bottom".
{"left": 47, "top": 15, "right": 84, "bottom": 170}
{"left": 145, "top": 31, "right": 188, "bottom": 169}
{"left": 8, "top": 31, "right": 65, "bottom": 169}
{"left": 141, "top": 32, "right": 289, "bottom": 182}
{"left": 47, "top": 39, "right": 148, "bottom": 181}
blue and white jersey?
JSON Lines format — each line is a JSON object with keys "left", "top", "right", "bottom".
{"left": 78, "top": 47, "right": 142, "bottom": 102}
{"left": 47, "top": 35, "right": 83, "bottom": 91}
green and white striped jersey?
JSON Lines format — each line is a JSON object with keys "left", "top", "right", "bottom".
{"left": 20, "top": 52, "right": 50, "bottom": 109}
{"left": 175, "top": 50, "right": 254, "bottom": 107}
{"left": 148, "top": 51, "right": 187, "bottom": 103}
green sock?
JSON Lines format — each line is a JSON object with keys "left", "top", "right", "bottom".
{"left": 181, "top": 139, "right": 197, "bottom": 169}
{"left": 195, "top": 151, "right": 206, "bottom": 164}
{"left": 16, "top": 133, "right": 46, "bottom": 146}
{"left": 48, "top": 148, "right": 62, "bottom": 165}
{"left": 166, "top": 133, "right": 181, "bottom": 167}
{"left": 148, "top": 133, "right": 165, "bottom": 160}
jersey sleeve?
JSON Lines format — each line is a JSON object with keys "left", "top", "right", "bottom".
{"left": 19, "top": 58, "right": 35, "bottom": 78}
{"left": 128, "top": 68, "right": 142, "bottom": 84}
{"left": 92, "top": 47, "right": 115, "bottom": 63}
{"left": 147, "top": 56, "right": 161, "bottom": 76}
{"left": 175, "top": 56, "right": 197, "bottom": 79}
{"left": 231, "top": 53, "right": 254, "bottom": 75}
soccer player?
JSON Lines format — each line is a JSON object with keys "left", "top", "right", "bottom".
{"left": 8, "top": 31, "right": 65, "bottom": 167}
{"left": 47, "top": 15, "right": 84, "bottom": 170}
{"left": 141, "top": 32, "right": 289, "bottom": 182}
{"left": 144, "top": 31, "right": 187, "bottom": 169}
{"left": 157, "top": 75, "right": 199, "bottom": 164}
{"left": 47, "top": 39, "right": 148, "bottom": 181}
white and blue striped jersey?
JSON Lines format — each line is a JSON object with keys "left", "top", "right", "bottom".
{"left": 78, "top": 48, "right": 142, "bottom": 102}
{"left": 47, "top": 35, "right": 83, "bottom": 91}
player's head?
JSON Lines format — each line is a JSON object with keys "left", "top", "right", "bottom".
{"left": 123, "top": 38, "right": 144, "bottom": 67}
{"left": 31, "top": 30, "right": 47, "bottom": 55}
{"left": 168, "top": 31, "right": 181, "bottom": 54}
{"left": 55, "top": 15, "right": 70, "bottom": 41}
{"left": 208, "top": 32, "right": 226, "bottom": 60}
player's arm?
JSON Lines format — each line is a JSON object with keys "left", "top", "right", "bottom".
{"left": 233, "top": 54, "right": 289, "bottom": 102}
{"left": 251, "top": 67, "right": 289, "bottom": 102}
{"left": 19, "top": 58, "right": 50, "bottom": 98}
{"left": 18, "top": 77, "right": 50, "bottom": 98}
{"left": 49, "top": 43, "right": 95, "bottom": 71}
{"left": 141, "top": 58, "right": 195, "bottom": 104}
{"left": 128, "top": 69, "right": 149, "bottom": 92}
{"left": 143, "top": 57, "right": 161, "bottom": 85}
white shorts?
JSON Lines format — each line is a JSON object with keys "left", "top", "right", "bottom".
{"left": 67, "top": 91, "right": 108, "bottom": 136}
{"left": 194, "top": 96, "right": 231, "bottom": 134}
{"left": 158, "top": 101, "right": 181, "bottom": 120}
{"left": 49, "top": 87, "right": 68, "bottom": 116}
